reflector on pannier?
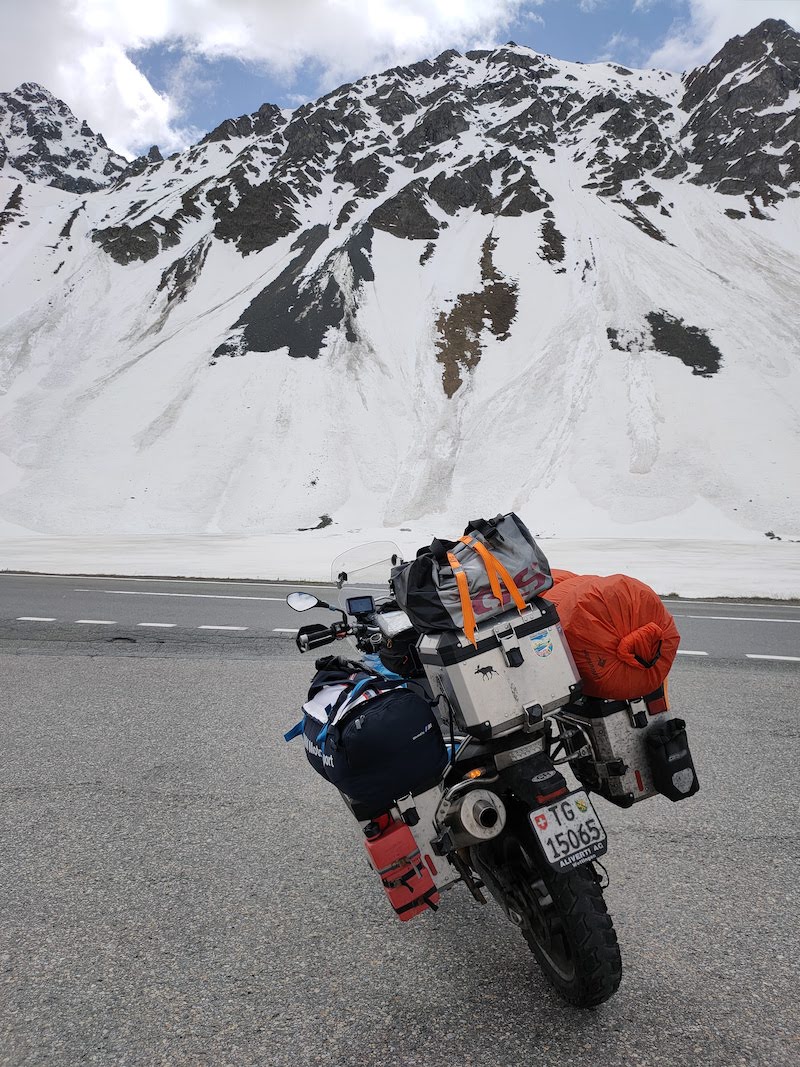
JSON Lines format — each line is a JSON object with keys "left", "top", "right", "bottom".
{"left": 544, "top": 574, "right": 680, "bottom": 700}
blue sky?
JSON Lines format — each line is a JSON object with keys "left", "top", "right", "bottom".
{"left": 4, "top": 0, "right": 799, "bottom": 156}
{"left": 132, "top": 1, "right": 684, "bottom": 140}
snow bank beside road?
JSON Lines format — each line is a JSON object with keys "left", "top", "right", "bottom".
{"left": 1, "top": 534, "right": 798, "bottom": 599}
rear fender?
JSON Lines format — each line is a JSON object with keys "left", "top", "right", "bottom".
{"left": 498, "top": 751, "right": 568, "bottom": 809}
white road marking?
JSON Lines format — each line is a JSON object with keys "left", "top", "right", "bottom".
{"left": 1, "top": 573, "right": 334, "bottom": 589}
{"left": 745, "top": 654, "right": 800, "bottom": 662}
{"left": 273, "top": 628, "right": 299, "bottom": 633}
{"left": 75, "top": 588, "right": 284, "bottom": 602}
{"left": 75, "top": 619, "right": 116, "bottom": 625}
{"left": 672, "top": 614, "right": 800, "bottom": 623}
{"left": 58, "top": 575, "right": 336, "bottom": 588}
{"left": 16, "top": 616, "right": 56, "bottom": 621}
{"left": 677, "top": 650, "right": 708, "bottom": 656}
{"left": 198, "top": 625, "right": 248, "bottom": 631}
{"left": 666, "top": 599, "right": 797, "bottom": 609}
{"left": 137, "top": 622, "right": 176, "bottom": 628}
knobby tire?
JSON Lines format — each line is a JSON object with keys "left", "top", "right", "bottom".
{"left": 521, "top": 862, "right": 622, "bottom": 1009}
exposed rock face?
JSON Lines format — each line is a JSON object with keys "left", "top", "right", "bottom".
{"left": 397, "top": 100, "right": 471, "bottom": 155}
{"left": 333, "top": 151, "right": 389, "bottom": 198}
{"left": 156, "top": 236, "right": 211, "bottom": 312}
{"left": 92, "top": 186, "right": 206, "bottom": 264}
{"left": 365, "top": 83, "right": 419, "bottom": 124}
{"left": 540, "top": 213, "right": 566, "bottom": 263}
{"left": 608, "top": 314, "right": 723, "bottom": 377}
{"left": 681, "top": 19, "right": 800, "bottom": 203}
{"left": 213, "top": 224, "right": 376, "bottom": 360}
{"left": 646, "top": 311, "right": 723, "bottom": 377}
{"left": 199, "top": 103, "right": 285, "bottom": 144}
{"left": 0, "top": 82, "right": 126, "bottom": 192}
{"left": 370, "top": 179, "right": 440, "bottom": 240}
{"left": 435, "top": 233, "right": 518, "bottom": 396}
{"left": 211, "top": 176, "right": 300, "bottom": 255}
{"left": 0, "top": 182, "right": 24, "bottom": 237}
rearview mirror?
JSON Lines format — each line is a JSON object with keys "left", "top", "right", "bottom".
{"left": 287, "top": 592, "right": 320, "bottom": 612}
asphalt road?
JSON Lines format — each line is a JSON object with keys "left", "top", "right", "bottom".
{"left": 1, "top": 620, "right": 798, "bottom": 1067}
{"left": 1, "top": 572, "right": 799, "bottom": 661}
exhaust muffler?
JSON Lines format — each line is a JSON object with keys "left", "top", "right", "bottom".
{"left": 440, "top": 787, "right": 507, "bottom": 845}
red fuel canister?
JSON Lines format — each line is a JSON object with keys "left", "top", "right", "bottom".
{"left": 364, "top": 819, "right": 440, "bottom": 921}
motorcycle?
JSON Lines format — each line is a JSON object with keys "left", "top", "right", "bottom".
{"left": 286, "top": 542, "right": 637, "bottom": 1008}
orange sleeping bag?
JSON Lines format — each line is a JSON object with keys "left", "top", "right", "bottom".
{"left": 550, "top": 568, "right": 579, "bottom": 586}
{"left": 546, "top": 573, "right": 680, "bottom": 700}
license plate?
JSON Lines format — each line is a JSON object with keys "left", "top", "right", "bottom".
{"left": 529, "top": 790, "right": 607, "bottom": 871}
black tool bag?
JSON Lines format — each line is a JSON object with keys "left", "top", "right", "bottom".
{"left": 646, "top": 717, "right": 700, "bottom": 802}
{"left": 324, "top": 687, "right": 448, "bottom": 820}
{"left": 378, "top": 629, "right": 424, "bottom": 679}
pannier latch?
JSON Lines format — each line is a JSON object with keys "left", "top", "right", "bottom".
{"left": 626, "top": 699, "right": 648, "bottom": 729}
{"left": 395, "top": 793, "right": 420, "bottom": 826}
{"left": 523, "top": 702, "right": 544, "bottom": 731}
{"left": 493, "top": 622, "right": 523, "bottom": 668}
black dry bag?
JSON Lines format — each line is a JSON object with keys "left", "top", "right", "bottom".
{"left": 646, "top": 717, "right": 700, "bottom": 802}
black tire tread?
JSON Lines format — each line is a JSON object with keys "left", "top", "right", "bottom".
{"left": 523, "top": 866, "right": 622, "bottom": 1009}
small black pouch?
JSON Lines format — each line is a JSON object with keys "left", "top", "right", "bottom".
{"left": 646, "top": 718, "right": 700, "bottom": 802}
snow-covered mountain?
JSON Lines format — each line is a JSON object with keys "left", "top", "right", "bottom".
{"left": 0, "top": 18, "right": 798, "bottom": 541}
{"left": 0, "top": 82, "right": 127, "bottom": 193}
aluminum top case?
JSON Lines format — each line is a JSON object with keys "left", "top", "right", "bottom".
{"left": 418, "top": 598, "right": 582, "bottom": 740}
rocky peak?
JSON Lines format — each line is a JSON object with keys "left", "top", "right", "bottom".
{"left": 0, "top": 82, "right": 127, "bottom": 193}
{"left": 680, "top": 18, "right": 800, "bottom": 206}
{"left": 199, "top": 102, "right": 286, "bottom": 145}
{"left": 682, "top": 19, "right": 799, "bottom": 112}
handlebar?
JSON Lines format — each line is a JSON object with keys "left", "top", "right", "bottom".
{"left": 295, "top": 618, "right": 381, "bottom": 654}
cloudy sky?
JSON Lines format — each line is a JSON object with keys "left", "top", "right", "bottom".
{"left": 3, "top": 0, "right": 799, "bottom": 158}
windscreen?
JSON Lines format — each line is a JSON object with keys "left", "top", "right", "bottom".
{"left": 330, "top": 541, "right": 403, "bottom": 612}
{"left": 327, "top": 541, "right": 404, "bottom": 660}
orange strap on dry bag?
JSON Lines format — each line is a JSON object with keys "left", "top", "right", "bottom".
{"left": 458, "top": 536, "right": 527, "bottom": 614}
{"left": 447, "top": 551, "right": 478, "bottom": 647}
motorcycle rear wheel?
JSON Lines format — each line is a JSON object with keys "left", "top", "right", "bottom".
{"left": 509, "top": 841, "right": 622, "bottom": 1008}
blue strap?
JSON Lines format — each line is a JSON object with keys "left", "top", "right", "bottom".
{"left": 361, "top": 653, "right": 404, "bottom": 680}
{"left": 289, "top": 672, "right": 405, "bottom": 748}
{"left": 318, "top": 677, "right": 373, "bottom": 746}
{"left": 284, "top": 719, "right": 304, "bottom": 742}
{"left": 347, "top": 677, "right": 373, "bottom": 703}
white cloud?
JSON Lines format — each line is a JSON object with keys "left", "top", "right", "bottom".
{"left": 0, "top": 0, "right": 536, "bottom": 157}
{"left": 647, "top": 0, "right": 800, "bottom": 72}
{"left": 595, "top": 30, "right": 644, "bottom": 64}
{"left": 579, "top": 0, "right": 604, "bottom": 11}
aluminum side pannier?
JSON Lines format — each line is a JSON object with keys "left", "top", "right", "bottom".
{"left": 555, "top": 689, "right": 700, "bottom": 807}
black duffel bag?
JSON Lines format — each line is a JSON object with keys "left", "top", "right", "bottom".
{"left": 285, "top": 658, "right": 448, "bottom": 819}
{"left": 391, "top": 513, "right": 552, "bottom": 639}
{"left": 324, "top": 686, "right": 448, "bottom": 820}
